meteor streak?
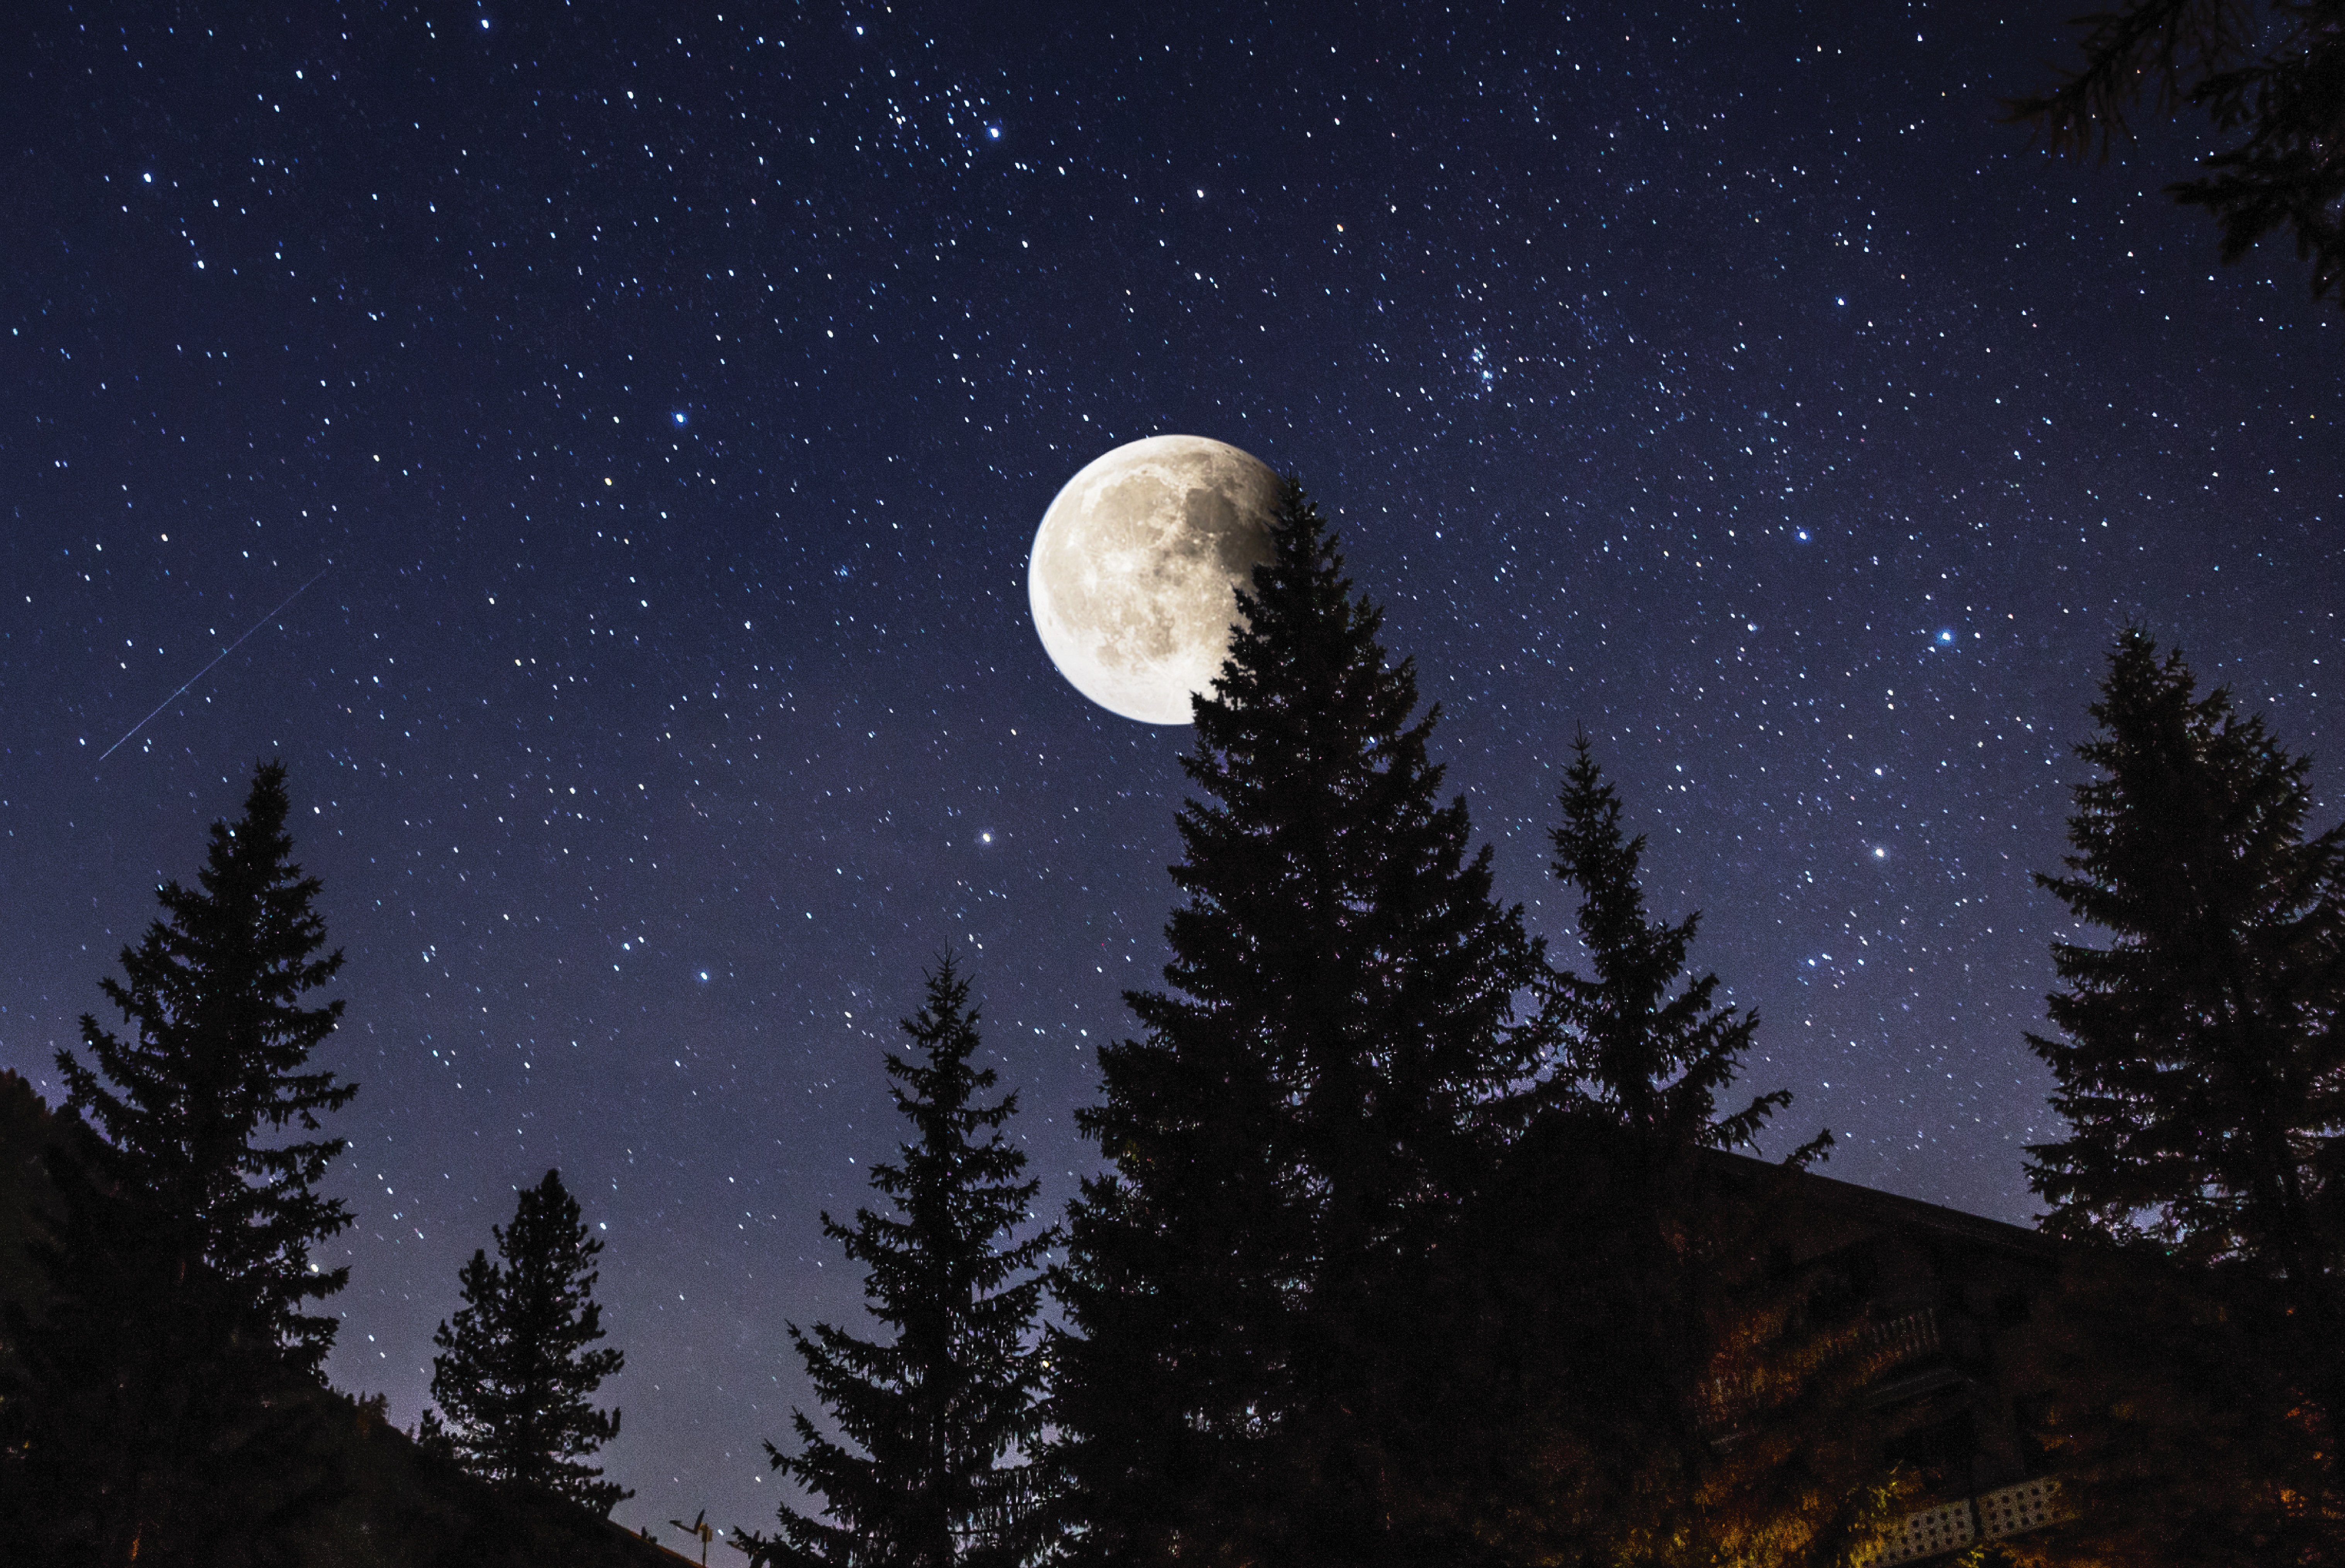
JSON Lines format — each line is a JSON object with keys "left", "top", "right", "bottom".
{"left": 97, "top": 564, "right": 333, "bottom": 764}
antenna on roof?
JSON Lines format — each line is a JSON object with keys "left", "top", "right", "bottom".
{"left": 668, "top": 1509, "right": 714, "bottom": 1567}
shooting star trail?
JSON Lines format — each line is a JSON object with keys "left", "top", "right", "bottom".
{"left": 97, "top": 564, "right": 334, "bottom": 764}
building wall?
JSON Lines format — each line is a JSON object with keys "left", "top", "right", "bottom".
{"left": 1709, "top": 1154, "right": 2071, "bottom": 1560}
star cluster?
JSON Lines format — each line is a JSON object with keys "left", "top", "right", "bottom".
{"left": 2, "top": 0, "right": 2339, "bottom": 1537}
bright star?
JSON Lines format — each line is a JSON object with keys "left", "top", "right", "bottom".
{"left": 672, "top": 411, "right": 688, "bottom": 427}
{"left": 698, "top": 970, "right": 710, "bottom": 982}
{"left": 1871, "top": 846, "right": 1889, "bottom": 860}
{"left": 1936, "top": 629, "right": 1955, "bottom": 644}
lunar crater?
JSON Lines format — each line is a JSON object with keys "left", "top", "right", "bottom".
{"left": 1028, "top": 435, "right": 1281, "bottom": 725}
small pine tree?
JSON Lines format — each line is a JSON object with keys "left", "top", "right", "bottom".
{"left": 53, "top": 759, "right": 356, "bottom": 1371}
{"left": 428, "top": 1169, "right": 629, "bottom": 1514}
{"left": 1485, "top": 737, "right": 1877, "bottom": 1568}
{"left": 741, "top": 958, "right": 1055, "bottom": 1568}
{"left": 1547, "top": 735, "right": 1817, "bottom": 1159}
{"left": 1051, "top": 482, "right": 1545, "bottom": 1566}
{"left": 2028, "top": 628, "right": 2345, "bottom": 1290}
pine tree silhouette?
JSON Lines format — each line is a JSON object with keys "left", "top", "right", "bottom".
{"left": 1474, "top": 735, "right": 1877, "bottom": 1568}
{"left": 2030, "top": 627, "right": 2345, "bottom": 1289}
{"left": 1548, "top": 734, "right": 1816, "bottom": 1159}
{"left": 10, "top": 765, "right": 356, "bottom": 1559}
{"left": 2014, "top": 630, "right": 2345, "bottom": 1562}
{"left": 54, "top": 758, "right": 355, "bottom": 1369}
{"left": 741, "top": 957, "right": 1055, "bottom": 1568}
{"left": 428, "top": 1169, "right": 629, "bottom": 1513}
{"left": 1050, "top": 481, "right": 1544, "bottom": 1566}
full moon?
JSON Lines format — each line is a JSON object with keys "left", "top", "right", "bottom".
{"left": 1028, "top": 435, "right": 1281, "bottom": 725}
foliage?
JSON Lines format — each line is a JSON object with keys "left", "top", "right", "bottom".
{"left": 0, "top": 766, "right": 359, "bottom": 1560}
{"left": 1440, "top": 739, "right": 1883, "bottom": 1568}
{"left": 2001, "top": 1252, "right": 2344, "bottom": 1568}
{"left": 0, "top": 1124, "right": 345, "bottom": 1565}
{"left": 1546, "top": 734, "right": 1822, "bottom": 1162}
{"left": 53, "top": 759, "right": 356, "bottom": 1372}
{"left": 1049, "top": 480, "right": 1546, "bottom": 1567}
{"left": 2011, "top": 627, "right": 2345, "bottom": 1564}
{"left": 429, "top": 1168, "right": 629, "bottom": 1514}
{"left": 1, "top": 1160, "right": 677, "bottom": 1568}
{"left": 740, "top": 958, "right": 1055, "bottom": 1568}
{"left": 2006, "top": 0, "right": 2345, "bottom": 306}
{"left": 2027, "top": 628, "right": 2345, "bottom": 1291}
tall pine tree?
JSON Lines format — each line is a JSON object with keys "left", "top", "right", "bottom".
{"left": 2015, "top": 628, "right": 2345, "bottom": 1565}
{"left": 1481, "top": 737, "right": 1879, "bottom": 1568}
{"left": 2028, "top": 627, "right": 2345, "bottom": 1288}
{"left": 427, "top": 1168, "right": 628, "bottom": 1514}
{"left": 54, "top": 759, "right": 355, "bottom": 1371}
{"left": 741, "top": 958, "right": 1055, "bottom": 1568}
{"left": 1050, "top": 481, "right": 1545, "bottom": 1567}
{"left": 1546, "top": 734, "right": 1811, "bottom": 1156}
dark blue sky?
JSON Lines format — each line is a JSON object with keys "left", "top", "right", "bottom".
{"left": 4, "top": 0, "right": 2338, "bottom": 1539}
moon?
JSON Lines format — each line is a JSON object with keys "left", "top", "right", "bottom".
{"left": 1028, "top": 435, "right": 1281, "bottom": 725}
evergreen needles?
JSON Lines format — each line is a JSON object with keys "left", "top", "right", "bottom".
{"left": 1050, "top": 480, "right": 1545, "bottom": 1566}
{"left": 2021, "top": 627, "right": 2345, "bottom": 1563}
{"left": 54, "top": 759, "right": 356, "bottom": 1369}
{"left": 6, "top": 762, "right": 357, "bottom": 1559}
{"left": 2028, "top": 627, "right": 2345, "bottom": 1286}
{"left": 427, "top": 1169, "right": 629, "bottom": 1513}
{"left": 742, "top": 957, "right": 1055, "bottom": 1568}
{"left": 1549, "top": 733, "right": 1811, "bottom": 1158}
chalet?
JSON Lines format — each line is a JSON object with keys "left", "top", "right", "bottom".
{"left": 1712, "top": 1153, "right": 2070, "bottom": 1565}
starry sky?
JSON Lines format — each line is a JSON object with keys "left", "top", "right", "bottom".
{"left": 4, "top": 0, "right": 2340, "bottom": 1539}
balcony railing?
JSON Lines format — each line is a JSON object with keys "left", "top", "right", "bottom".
{"left": 1853, "top": 1477, "right": 2067, "bottom": 1566}
{"left": 1700, "top": 1306, "right": 1948, "bottom": 1432}
{"left": 1862, "top": 1307, "right": 1940, "bottom": 1377}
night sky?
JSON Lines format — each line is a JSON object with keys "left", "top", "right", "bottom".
{"left": 5, "top": 0, "right": 2340, "bottom": 1539}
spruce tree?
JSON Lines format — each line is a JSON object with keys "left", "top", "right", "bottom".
{"left": 2028, "top": 627, "right": 2345, "bottom": 1289}
{"left": 1547, "top": 734, "right": 1813, "bottom": 1158}
{"left": 1050, "top": 481, "right": 1544, "bottom": 1567}
{"left": 427, "top": 1168, "right": 629, "bottom": 1514}
{"left": 54, "top": 759, "right": 355, "bottom": 1371}
{"left": 740, "top": 958, "right": 1055, "bottom": 1568}
{"left": 2017, "top": 628, "right": 2345, "bottom": 1564}
{"left": 1481, "top": 737, "right": 1878, "bottom": 1568}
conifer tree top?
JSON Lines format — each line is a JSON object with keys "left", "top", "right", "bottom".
{"left": 744, "top": 956, "right": 1055, "bottom": 1568}
{"left": 428, "top": 1166, "right": 629, "bottom": 1514}
{"left": 1548, "top": 734, "right": 1803, "bottom": 1160}
{"left": 2028, "top": 627, "right": 2345, "bottom": 1279}
{"left": 56, "top": 759, "right": 354, "bottom": 1370}
{"left": 1052, "top": 480, "right": 1547, "bottom": 1566}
